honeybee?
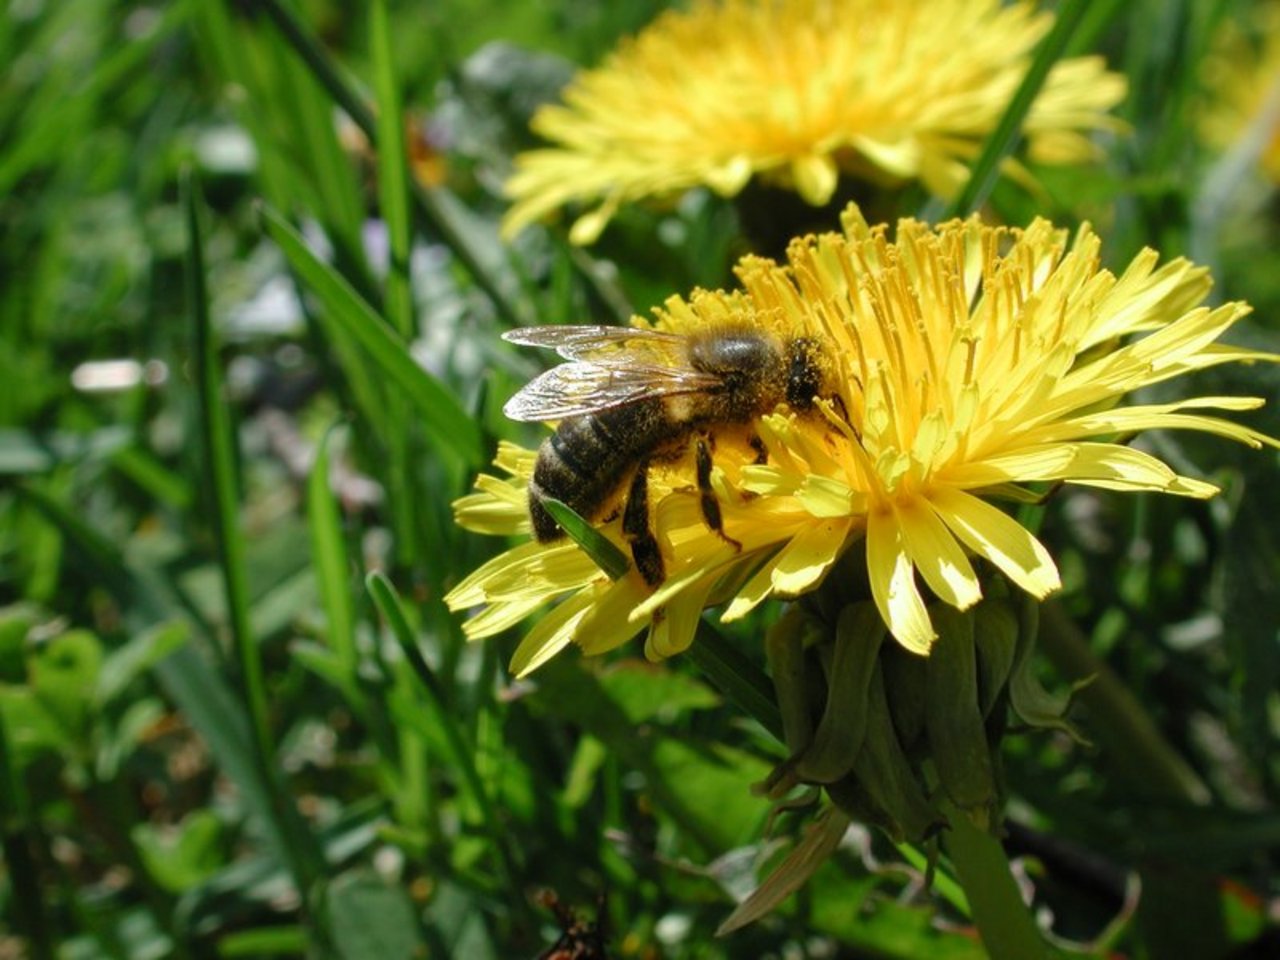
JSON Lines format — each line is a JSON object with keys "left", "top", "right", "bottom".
{"left": 502, "top": 324, "right": 832, "bottom": 585}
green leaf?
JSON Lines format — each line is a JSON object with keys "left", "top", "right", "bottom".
{"left": 325, "top": 870, "right": 424, "bottom": 960}
{"left": 0, "top": 687, "right": 70, "bottom": 767}
{"left": 530, "top": 657, "right": 772, "bottom": 853}
{"left": 0, "top": 604, "right": 35, "bottom": 684}
{"left": 186, "top": 171, "right": 270, "bottom": 760}
{"left": 259, "top": 204, "right": 481, "bottom": 466}
{"left": 794, "top": 603, "right": 884, "bottom": 784}
{"left": 94, "top": 621, "right": 188, "bottom": 709}
{"left": 133, "top": 810, "right": 226, "bottom": 894}
{"left": 215, "top": 927, "right": 308, "bottom": 958}
{"left": 597, "top": 661, "right": 720, "bottom": 723}
{"left": 95, "top": 698, "right": 166, "bottom": 782}
{"left": 30, "top": 628, "right": 104, "bottom": 744}
{"left": 717, "top": 807, "right": 851, "bottom": 935}
{"left": 925, "top": 606, "right": 997, "bottom": 823}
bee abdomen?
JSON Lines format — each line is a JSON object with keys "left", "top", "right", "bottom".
{"left": 529, "top": 400, "right": 674, "bottom": 542}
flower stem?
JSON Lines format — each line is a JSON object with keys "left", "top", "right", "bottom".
{"left": 1038, "top": 601, "right": 1209, "bottom": 804}
{"left": 942, "top": 803, "right": 1052, "bottom": 960}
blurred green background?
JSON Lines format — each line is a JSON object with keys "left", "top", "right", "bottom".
{"left": 2, "top": 0, "right": 1279, "bottom": 957}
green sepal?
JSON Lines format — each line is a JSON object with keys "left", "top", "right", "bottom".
{"left": 842, "top": 661, "right": 942, "bottom": 843}
{"left": 973, "top": 600, "right": 1019, "bottom": 720}
{"left": 926, "top": 604, "right": 998, "bottom": 828}
{"left": 1007, "top": 597, "right": 1089, "bottom": 742}
{"left": 716, "top": 807, "right": 852, "bottom": 936}
{"left": 881, "top": 642, "right": 928, "bottom": 756}
{"left": 793, "top": 603, "right": 884, "bottom": 783}
{"left": 764, "top": 606, "right": 821, "bottom": 758}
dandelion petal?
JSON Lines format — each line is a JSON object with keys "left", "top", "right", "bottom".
{"left": 931, "top": 487, "right": 1061, "bottom": 598}
{"left": 867, "top": 509, "right": 935, "bottom": 654}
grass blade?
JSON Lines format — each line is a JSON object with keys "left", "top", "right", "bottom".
{"left": 370, "top": 0, "right": 414, "bottom": 341}
{"left": 185, "top": 171, "right": 270, "bottom": 764}
{"left": 306, "top": 425, "right": 356, "bottom": 677}
{"left": 259, "top": 204, "right": 482, "bottom": 468}
{"left": 540, "top": 497, "right": 630, "bottom": 580}
{"left": 368, "top": 0, "right": 422, "bottom": 567}
{"left": 942, "top": 0, "right": 1096, "bottom": 219}
{"left": 365, "top": 573, "right": 520, "bottom": 889}
{"left": 254, "top": 0, "right": 533, "bottom": 330}
{"left": 687, "top": 622, "right": 783, "bottom": 742}
{"left": 184, "top": 172, "right": 327, "bottom": 903}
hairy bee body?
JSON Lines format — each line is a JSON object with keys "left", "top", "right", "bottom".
{"left": 504, "top": 325, "right": 829, "bottom": 582}
{"left": 528, "top": 397, "right": 670, "bottom": 541}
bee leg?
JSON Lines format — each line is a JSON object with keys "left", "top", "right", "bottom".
{"left": 831, "top": 393, "right": 851, "bottom": 425}
{"left": 623, "top": 460, "right": 665, "bottom": 586}
{"left": 748, "top": 434, "right": 768, "bottom": 464}
{"left": 696, "top": 436, "right": 742, "bottom": 551}
{"left": 828, "top": 392, "right": 863, "bottom": 442}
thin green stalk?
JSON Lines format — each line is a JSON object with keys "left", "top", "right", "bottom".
{"left": 367, "top": 0, "right": 419, "bottom": 576}
{"left": 394, "top": 722, "right": 432, "bottom": 841}
{"left": 688, "top": 622, "right": 783, "bottom": 742}
{"left": 940, "top": 0, "right": 1098, "bottom": 219}
{"left": 183, "top": 172, "right": 328, "bottom": 909}
{"left": 365, "top": 573, "right": 522, "bottom": 892}
{"left": 185, "top": 172, "right": 271, "bottom": 769}
{"left": 942, "top": 802, "right": 1052, "bottom": 960}
{"left": 364, "top": 0, "right": 419, "bottom": 572}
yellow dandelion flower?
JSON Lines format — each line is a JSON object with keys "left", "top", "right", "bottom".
{"left": 447, "top": 204, "right": 1277, "bottom": 670}
{"left": 1199, "top": 3, "right": 1280, "bottom": 181}
{"left": 503, "top": 0, "right": 1127, "bottom": 244}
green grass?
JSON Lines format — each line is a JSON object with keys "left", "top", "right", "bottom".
{"left": 2, "top": 1, "right": 1279, "bottom": 957}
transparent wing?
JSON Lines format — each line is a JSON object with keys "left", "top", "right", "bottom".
{"left": 503, "top": 361, "right": 721, "bottom": 422}
{"left": 502, "top": 325, "right": 688, "bottom": 364}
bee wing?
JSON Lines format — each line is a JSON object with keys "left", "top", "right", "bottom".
{"left": 503, "top": 361, "right": 721, "bottom": 422}
{"left": 502, "top": 325, "right": 688, "bottom": 364}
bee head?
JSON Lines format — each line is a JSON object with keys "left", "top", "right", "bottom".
{"left": 785, "top": 338, "right": 825, "bottom": 409}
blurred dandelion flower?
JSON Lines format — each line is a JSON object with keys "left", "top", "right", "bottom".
{"left": 447, "top": 204, "right": 1276, "bottom": 671}
{"left": 1199, "top": 4, "right": 1280, "bottom": 182}
{"left": 503, "top": 0, "right": 1126, "bottom": 244}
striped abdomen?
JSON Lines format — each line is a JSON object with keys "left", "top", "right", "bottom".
{"left": 528, "top": 398, "right": 682, "bottom": 541}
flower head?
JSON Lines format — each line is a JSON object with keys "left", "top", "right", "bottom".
{"left": 503, "top": 0, "right": 1127, "bottom": 244}
{"left": 448, "top": 204, "right": 1277, "bottom": 672}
